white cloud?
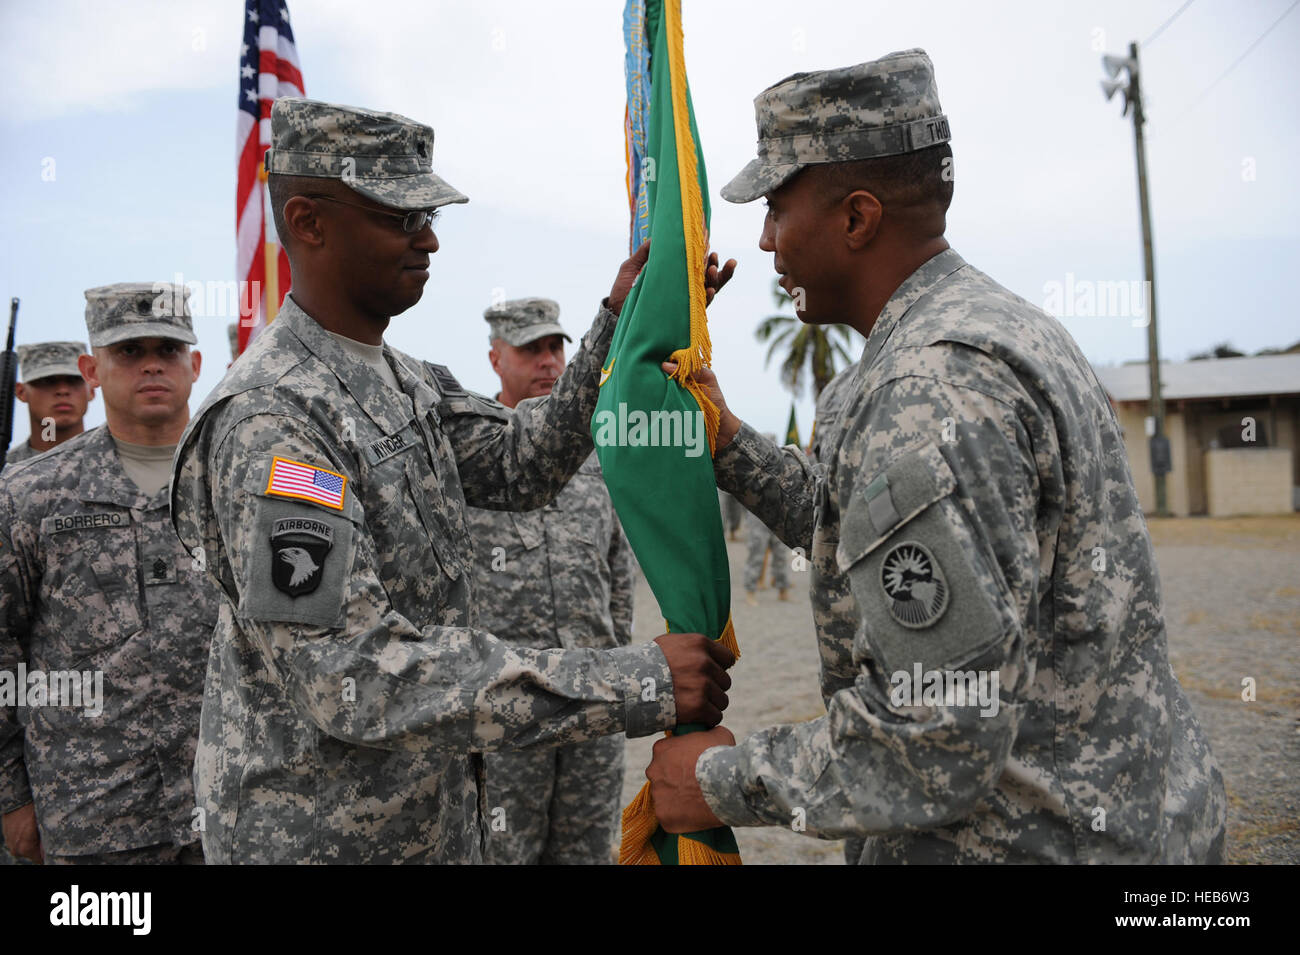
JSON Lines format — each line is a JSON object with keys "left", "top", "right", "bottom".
{"left": 0, "top": 0, "right": 236, "bottom": 121}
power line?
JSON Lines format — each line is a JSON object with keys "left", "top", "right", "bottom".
{"left": 1184, "top": 0, "right": 1300, "bottom": 112}
{"left": 1143, "top": 0, "right": 1195, "bottom": 48}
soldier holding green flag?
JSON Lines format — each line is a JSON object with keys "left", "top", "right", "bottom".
{"left": 648, "top": 49, "right": 1226, "bottom": 864}
{"left": 170, "top": 98, "right": 735, "bottom": 864}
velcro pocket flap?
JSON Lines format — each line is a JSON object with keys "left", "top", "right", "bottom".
{"left": 836, "top": 441, "right": 955, "bottom": 572}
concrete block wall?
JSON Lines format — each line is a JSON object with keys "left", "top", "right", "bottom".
{"left": 1204, "top": 448, "right": 1294, "bottom": 516}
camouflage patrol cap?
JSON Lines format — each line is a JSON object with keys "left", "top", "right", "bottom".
{"left": 484, "top": 297, "right": 571, "bottom": 347}
{"left": 84, "top": 283, "right": 197, "bottom": 347}
{"left": 227, "top": 322, "right": 240, "bottom": 360}
{"left": 721, "top": 48, "right": 951, "bottom": 204}
{"left": 265, "top": 98, "right": 469, "bottom": 211}
{"left": 16, "top": 341, "right": 87, "bottom": 382}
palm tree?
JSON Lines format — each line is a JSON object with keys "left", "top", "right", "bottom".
{"left": 754, "top": 279, "right": 857, "bottom": 398}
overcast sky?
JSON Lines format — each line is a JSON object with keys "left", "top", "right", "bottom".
{"left": 2, "top": 0, "right": 1297, "bottom": 445}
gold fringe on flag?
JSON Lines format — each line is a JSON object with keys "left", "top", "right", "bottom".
{"left": 619, "top": 615, "right": 741, "bottom": 865}
{"left": 659, "top": 0, "right": 719, "bottom": 456}
{"left": 678, "top": 834, "right": 743, "bottom": 865}
{"left": 619, "top": 0, "right": 741, "bottom": 867}
{"left": 618, "top": 782, "right": 662, "bottom": 865}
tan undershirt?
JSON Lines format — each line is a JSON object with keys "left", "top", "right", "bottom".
{"left": 325, "top": 329, "right": 404, "bottom": 395}
{"left": 112, "top": 437, "right": 176, "bottom": 497}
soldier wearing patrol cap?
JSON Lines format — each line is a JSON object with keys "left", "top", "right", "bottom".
{"left": 469, "top": 298, "right": 635, "bottom": 865}
{"left": 647, "top": 49, "right": 1228, "bottom": 864}
{"left": 0, "top": 283, "right": 217, "bottom": 864}
{"left": 170, "top": 98, "right": 735, "bottom": 864}
{"left": 3, "top": 342, "right": 96, "bottom": 470}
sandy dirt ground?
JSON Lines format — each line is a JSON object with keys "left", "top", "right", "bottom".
{"left": 619, "top": 514, "right": 1300, "bottom": 865}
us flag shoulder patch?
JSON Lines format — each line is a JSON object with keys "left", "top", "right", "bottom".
{"left": 265, "top": 456, "right": 347, "bottom": 511}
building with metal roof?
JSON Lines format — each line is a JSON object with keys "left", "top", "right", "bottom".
{"left": 1092, "top": 354, "right": 1299, "bottom": 516}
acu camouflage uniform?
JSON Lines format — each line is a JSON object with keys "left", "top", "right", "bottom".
{"left": 470, "top": 299, "right": 636, "bottom": 865}
{"left": 698, "top": 52, "right": 1226, "bottom": 863}
{"left": 809, "top": 364, "right": 859, "bottom": 466}
{"left": 3, "top": 442, "right": 42, "bottom": 468}
{"left": 172, "top": 296, "right": 675, "bottom": 864}
{"left": 469, "top": 450, "right": 636, "bottom": 864}
{"left": 170, "top": 96, "right": 676, "bottom": 862}
{"left": 0, "top": 289, "right": 214, "bottom": 863}
{"left": 742, "top": 507, "right": 791, "bottom": 594}
{"left": 812, "top": 364, "right": 869, "bottom": 866}
{"left": 719, "top": 491, "right": 744, "bottom": 538}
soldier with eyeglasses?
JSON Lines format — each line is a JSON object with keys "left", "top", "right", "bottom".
{"left": 170, "top": 98, "right": 736, "bottom": 864}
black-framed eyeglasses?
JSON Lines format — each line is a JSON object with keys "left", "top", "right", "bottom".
{"left": 305, "top": 194, "right": 440, "bottom": 233}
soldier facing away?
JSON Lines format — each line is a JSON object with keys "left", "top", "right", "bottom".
{"left": 647, "top": 49, "right": 1227, "bottom": 863}
{"left": 169, "top": 98, "right": 734, "bottom": 864}
{"left": 0, "top": 283, "right": 217, "bottom": 864}
{"left": 3, "top": 341, "right": 97, "bottom": 470}
{"left": 469, "top": 297, "right": 636, "bottom": 865}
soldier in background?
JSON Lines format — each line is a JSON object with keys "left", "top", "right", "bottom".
{"left": 648, "top": 50, "right": 1226, "bottom": 863}
{"left": 3, "top": 342, "right": 96, "bottom": 470}
{"left": 719, "top": 490, "right": 743, "bottom": 540}
{"left": 741, "top": 438, "right": 792, "bottom": 605}
{"left": 0, "top": 283, "right": 217, "bottom": 864}
{"left": 0, "top": 341, "right": 93, "bottom": 863}
{"left": 469, "top": 298, "right": 635, "bottom": 865}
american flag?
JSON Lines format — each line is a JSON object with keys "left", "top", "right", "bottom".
{"left": 236, "top": 0, "right": 304, "bottom": 355}
{"left": 266, "top": 457, "right": 347, "bottom": 510}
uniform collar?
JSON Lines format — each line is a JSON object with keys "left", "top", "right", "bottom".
{"left": 74, "top": 425, "right": 157, "bottom": 509}
{"left": 387, "top": 349, "right": 441, "bottom": 421}
{"left": 279, "top": 295, "right": 420, "bottom": 436}
{"left": 859, "top": 247, "right": 968, "bottom": 373}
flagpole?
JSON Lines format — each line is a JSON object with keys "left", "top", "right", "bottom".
{"left": 259, "top": 160, "right": 279, "bottom": 324}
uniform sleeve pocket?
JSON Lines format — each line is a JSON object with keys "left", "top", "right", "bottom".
{"left": 240, "top": 493, "right": 359, "bottom": 629}
{"left": 836, "top": 441, "right": 1013, "bottom": 678}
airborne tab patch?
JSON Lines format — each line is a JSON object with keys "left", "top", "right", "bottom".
{"left": 265, "top": 456, "right": 347, "bottom": 511}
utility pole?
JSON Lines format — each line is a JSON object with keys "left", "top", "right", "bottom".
{"left": 1102, "top": 42, "right": 1170, "bottom": 516}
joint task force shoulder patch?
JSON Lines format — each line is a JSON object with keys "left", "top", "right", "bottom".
{"left": 880, "top": 540, "right": 949, "bottom": 628}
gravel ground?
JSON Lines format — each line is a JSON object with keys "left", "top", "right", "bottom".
{"left": 1149, "top": 515, "right": 1300, "bottom": 864}
{"left": 620, "top": 515, "right": 1300, "bottom": 865}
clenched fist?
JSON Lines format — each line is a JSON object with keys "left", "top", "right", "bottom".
{"left": 654, "top": 632, "right": 734, "bottom": 726}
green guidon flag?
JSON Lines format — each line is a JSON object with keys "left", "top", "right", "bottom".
{"left": 595, "top": 0, "right": 740, "bottom": 865}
